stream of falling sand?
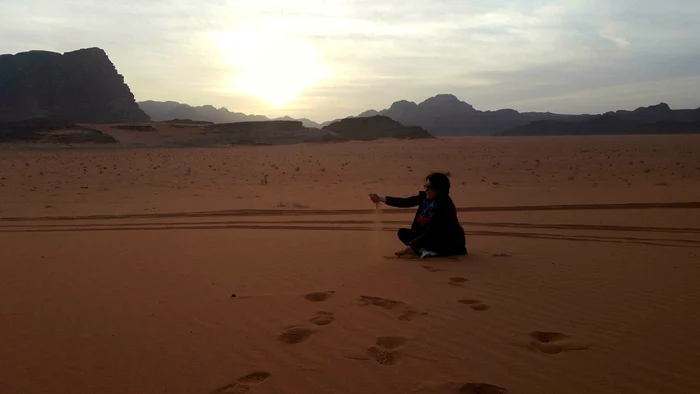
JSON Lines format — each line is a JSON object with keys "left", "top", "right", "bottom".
{"left": 372, "top": 201, "right": 383, "bottom": 257}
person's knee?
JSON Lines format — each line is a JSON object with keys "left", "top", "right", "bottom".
{"left": 397, "top": 228, "right": 412, "bottom": 244}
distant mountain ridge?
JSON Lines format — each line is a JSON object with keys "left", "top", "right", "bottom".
{"left": 498, "top": 108, "right": 700, "bottom": 136}
{"left": 138, "top": 101, "right": 321, "bottom": 128}
{"left": 324, "top": 94, "right": 590, "bottom": 136}
{"left": 140, "top": 95, "right": 700, "bottom": 137}
{"left": 327, "top": 95, "right": 700, "bottom": 136}
{"left": 604, "top": 102, "right": 700, "bottom": 123}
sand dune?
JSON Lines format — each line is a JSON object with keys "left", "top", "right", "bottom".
{"left": 1, "top": 135, "right": 700, "bottom": 394}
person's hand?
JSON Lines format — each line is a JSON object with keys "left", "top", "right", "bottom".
{"left": 369, "top": 193, "right": 381, "bottom": 203}
{"left": 395, "top": 246, "right": 413, "bottom": 257}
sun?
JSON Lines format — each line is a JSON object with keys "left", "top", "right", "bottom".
{"left": 214, "top": 29, "right": 331, "bottom": 107}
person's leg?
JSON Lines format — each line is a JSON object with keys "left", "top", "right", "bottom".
{"left": 397, "top": 228, "right": 414, "bottom": 246}
{"left": 402, "top": 234, "right": 440, "bottom": 259}
{"left": 397, "top": 230, "right": 463, "bottom": 258}
{"left": 415, "top": 236, "right": 449, "bottom": 258}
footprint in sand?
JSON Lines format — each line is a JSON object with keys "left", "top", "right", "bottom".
{"left": 304, "top": 291, "right": 335, "bottom": 302}
{"left": 366, "top": 336, "right": 408, "bottom": 366}
{"left": 448, "top": 277, "right": 468, "bottom": 287}
{"left": 210, "top": 371, "right": 271, "bottom": 394}
{"left": 359, "top": 295, "right": 405, "bottom": 310}
{"left": 278, "top": 326, "right": 316, "bottom": 344}
{"left": 310, "top": 311, "right": 335, "bottom": 326}
{"left": 421, "top": 265, "right": 442, "bottom": 272}
{"left": 458, "top": 299, "right": 491, "bottom": 311}
{"left": 398, "top": 309, "right": 422, "bottom": 321}
{"left": 526, "top": 331, "right": 591, "bottom": 354}
{"left": 412, "top": 380, "right": 508, "bottom": 394}
{"left": 359, "top": 295, "right": 424, "bottom": 321}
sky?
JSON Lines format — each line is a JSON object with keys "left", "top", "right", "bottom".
{"left": 2, "top": 0, "right": 700, "bottom": 122}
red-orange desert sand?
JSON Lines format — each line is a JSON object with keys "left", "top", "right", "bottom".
{"left": 1, "top": 135, "right": 700, "bottom": 394}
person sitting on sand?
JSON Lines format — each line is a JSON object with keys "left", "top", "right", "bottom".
{"left": 369, "top": 172, "right": 467, "bottom": 259}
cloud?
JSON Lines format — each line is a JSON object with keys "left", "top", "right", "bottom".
{"left": 1, "top": 0, "right": 700, "bottom": 120}
{"left": 598, "top": 21, "right": 631, "bottom": 49}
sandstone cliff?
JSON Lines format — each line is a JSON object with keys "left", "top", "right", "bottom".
{"left": 0, "top": 47, "right": 149, "bottom": 123}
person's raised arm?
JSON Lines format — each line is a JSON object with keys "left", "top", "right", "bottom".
{"left": 369, "top": 191, "right": 426, "bottom": 208}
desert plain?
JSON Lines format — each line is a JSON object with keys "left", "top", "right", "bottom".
{"left": 1, "top": 135, "right": 700, "bottom": 394}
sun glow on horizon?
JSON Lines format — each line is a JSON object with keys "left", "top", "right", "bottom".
{"left": 213, "top": 28, "right": 332, "bottom": 108}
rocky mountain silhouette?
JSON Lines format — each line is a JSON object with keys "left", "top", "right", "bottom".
{"left": 321, "top": 94, "right": 587, "bottom": 135}
{"left": 604, "top": 102, "right": 700, "bottom": 123}
{"left": 138, "top": 101, "right": 321, "bottom": 128}
{"left": 329, "top": 95, "right": 700, "bottom": 136}
{"left": 140, "top": 96, "right": 700, "bottom": 137}
{"left": 0, "top": 48, "right": 149, "bottom": 123}
{"left": 497, "top": 109, "right": 700, "bottom": 136}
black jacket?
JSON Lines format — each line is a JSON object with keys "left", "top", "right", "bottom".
{"left": 385, "top": 191, "right": 467, "bottom": 254}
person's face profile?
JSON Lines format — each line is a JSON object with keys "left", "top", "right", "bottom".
{"left": 424, "top": 180, "right": 437, "bottom": 199}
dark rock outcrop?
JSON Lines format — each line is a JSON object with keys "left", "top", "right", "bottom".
{"left": 0, "top": 48, "right": 149, "bottom": 123}
{"left": 0, "top": 117, "right": 118, "bottom": 143}
{"left": 113, "top": 124, "right": 156, "bottom": 132}
{"left": 322, "top": 115, "right": 433, "bottom": 140}
{"left": 162, "top": 119, "right": 214, "bottom": 125}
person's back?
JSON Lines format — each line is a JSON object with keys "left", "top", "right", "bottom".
{"left": 427, "top": 193, "right": 466, "bottom": 253}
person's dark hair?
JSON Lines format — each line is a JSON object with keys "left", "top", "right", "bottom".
{"left": 426, "top": 172, "right": 451, "bottom": 195}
